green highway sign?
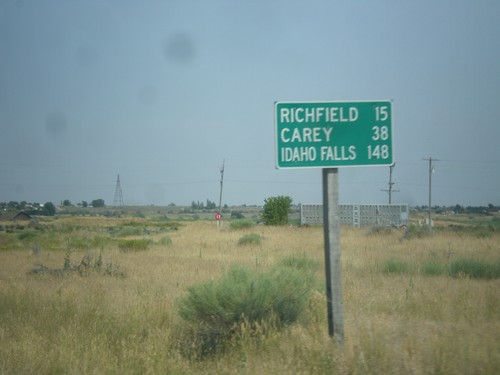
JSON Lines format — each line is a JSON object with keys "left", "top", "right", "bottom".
{"left": 275, "top": 100, "right": 394, "bottom": 169}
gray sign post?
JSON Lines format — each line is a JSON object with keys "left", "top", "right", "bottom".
{"left": 322, "top": 168, "right": 344, "bottom": 341}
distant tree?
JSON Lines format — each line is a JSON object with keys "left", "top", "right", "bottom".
{"left": 62, "top": 199, "right": 72, "bottom": 206}
{"left": 231, "top": 211, "right": 244, "bottom": 219}
{"left": 191, "top": 200, "right": 217, "bottom": 210}
{"left": 7, "top": 201, "right": 19, "bottom": 209}
{"left": 43, "top": 202, "right": 56, "bottom": 216}
{"left": 206, "top": 199, "right": 217, "bottom": 210}
{"left": 262, "top": 196, "right": 292, "bottom": 225}
{"left": 91, "top": 199, "right": 105, "bottom": 208}
{"left": 82, "top": 201, "right": 88, "bottom": 208}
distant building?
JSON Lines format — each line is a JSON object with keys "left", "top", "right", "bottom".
{"left": 300, "top": 204, "right": 409, "bottom": 227}
{"left": 11, "top": 211, "right": 34, "bottom": 221}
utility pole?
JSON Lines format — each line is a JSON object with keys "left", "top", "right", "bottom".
{"left": 381, "top": 164, "right": 399, "bottom": 204}
{"left": 423, "top": 157, "right": 438, "bottom": 225}
{"left": 217, "top": 159, "right": 225, "bottom": 227}
{"left": 113, "top": 174, "right": 124, "bottom": 207}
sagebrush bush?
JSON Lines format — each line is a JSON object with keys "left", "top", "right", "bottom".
{"left": 176, "top": 257, "right": 317, "bottom": 358}
{"left": 237, "top": 233, "right": 261, "bottom": 246}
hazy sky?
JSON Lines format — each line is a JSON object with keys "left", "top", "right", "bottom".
{"left": 1, "top": 0, "right": 499, "bottom": 207}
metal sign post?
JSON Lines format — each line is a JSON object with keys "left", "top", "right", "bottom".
{"left": 322, "top": 168, "right": 344, "bottom": 341}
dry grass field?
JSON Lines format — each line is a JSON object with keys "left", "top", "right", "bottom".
{"left": 1, "top": 215, "right": 499, "bottom": 374}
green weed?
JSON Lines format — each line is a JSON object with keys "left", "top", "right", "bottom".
{"left": 118, "top": 239, "right": 152, "bottom": 252}
{"left": 368, "top": 225, "right": 394, "bottom": 235}
{"left": 230, "top": 219, "right": 256, "bottom": 230}
{"left": 110, "top": 226, "right": 144, "bottom": 237}
{"left": 158, "top": 236, "right": 173, "bottom": 246}
{"left": 403, "top": 224, "right": 433, "bottom": 240}
{"left": 17, "top": 230, "right": 39, "bottom": 241}
{"left": 448, "top": 258, "right": 500, "bottom": 280}
{"left": 278, "top": 254, "right": 319, "bottom": 272}
{"left": 237, "top": 233, "right": 262, "bottom": 246}
{"left": 447, "top": 225, "right": 498, "bottom": 238}
{"left": 382, "top": 259, "right": 411, "bottom": 274}
{"left": 420, "top": 260, "right": 446, "bottom": 276}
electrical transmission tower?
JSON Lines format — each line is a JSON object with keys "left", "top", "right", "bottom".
{"left": 113, "top": 174, "right": 124, "bottom": 207}
{"left": 381, "top": 164, "right": 399, "bottom": 204}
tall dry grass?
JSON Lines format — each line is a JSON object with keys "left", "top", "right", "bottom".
{"left": 0, "top": 219, "right": 499, "bottom": 374}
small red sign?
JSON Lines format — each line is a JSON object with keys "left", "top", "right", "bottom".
{"left": 215, "top": 213, "right": 222, "bottom": 221}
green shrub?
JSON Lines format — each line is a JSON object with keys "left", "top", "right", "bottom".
{"left": 90, "top": 236, "right": 114, "bottom": 248}
{"left": 150, "top": 221, "right": 180, "bottom": 230}
{"left": 63, "top": 249, "right": 71, "bottom": 271}
{"left": 118, "top": 239, "right": 152, "bottom": 252}
{"left": 278, "top": 255, "right": 319, "bottom": 272}
{"left": 465, "top": 225, "right": 496, "bottom": 238}
{"left": 95, "top": 253, "right": 103, "bottom": 271}
{"left": 158, "top": 236, "right": 172, "bottom": 246}
{"left": 177, "top": 258, "right": 317, "bottom": 358}
{"left": 67, "top": 236, "right": 90, "bottom": 250}
{"left": 230, "top": 219, "right": 256, "bottom": 230}
{"left": 121, "top": 221, "right": 145, "bottom": 227}
{"left": 368, "top": 226, "right": 394, "bottom": 236}
{"left": 420, "top": 260, "right": 446, "bottom": 276}
{"left": 403, "top": 224, "right": 433, "bottom": 240}
{"left": 382, "top": 259, "right": 411, "bottom": 274}
{"left": 448, "top": 258, "right": 500, "bottom": 280}
{"left": 237, "top": 233, "right": 261, "bottom": 246}
{"left": 445, "top": 225, "right": 496, "bottom": 238}
{"left": 17, "top": 230, "right": 39, "bottom": 241}
{"left": 231, "top": 211, "right": 245, "bottom": 219}
{"left": 110, "top": 226, "right": 143, "bottom": 237}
